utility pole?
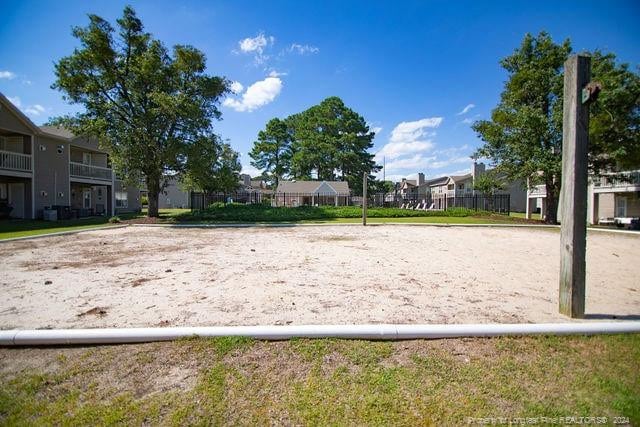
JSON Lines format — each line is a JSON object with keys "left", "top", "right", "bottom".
{"left": 362, "top": 171, "right": 368, "bottom": 226}
{"left": 559, "top": 54, "right": 600, "bottom": 318}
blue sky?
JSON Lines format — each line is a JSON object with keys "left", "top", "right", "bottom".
{"left": 1, "top": 0, "right": 638, "bottom": 182}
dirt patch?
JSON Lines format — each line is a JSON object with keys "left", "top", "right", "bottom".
{"left": 0, "top": 225, "right": 638, "bottom": 328}
{"left": 77, "top": 307, "right": 108, "bottom": 317}
{"left": 131, "top": 277, "right": 153, "bottom": 287}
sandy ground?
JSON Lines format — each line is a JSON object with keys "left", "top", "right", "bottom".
{"left": 0, "top": 225, "right": 638, "bottom": 329}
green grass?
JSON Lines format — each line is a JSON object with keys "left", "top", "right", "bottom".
{"left": 1, "top": 334, "right": 638, "bottom": 425}
{"left": 0, "top": 217, "right": 122, "bottom": 240}
{"left": 510, "top": 211, "right": 542, "bottom": 220}
{"left": 0, "top": 211, "right": 144, "bottom": 240}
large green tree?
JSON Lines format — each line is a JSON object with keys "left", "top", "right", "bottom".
{"left": 182, "top": 135, "right": 241, "bottom": 194}
{"left": 287, "top": 97, "right": 381, "bottom": 194}
{"left": 51, "top": 6, "right": 229, "bottom": 217}
{"left": 473, "top": 32, "right": 640, "bottom": 224}
{"left": 249, "top": 118, "right": 291, "bottom": 187}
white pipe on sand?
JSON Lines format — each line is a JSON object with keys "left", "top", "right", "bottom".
{"left": 1, "top": 322, "right": 639, "bottom": 346}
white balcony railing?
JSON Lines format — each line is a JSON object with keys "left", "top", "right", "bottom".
{"left": 592, "top": 170, "right": 640, "bottom": 189}
{"left": 0, "top": 150, "right": 32, "bottom": 172}
{"left": 70, "top": 161, "right": 113, "bottom": 181}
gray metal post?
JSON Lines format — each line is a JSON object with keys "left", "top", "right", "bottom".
{"left": 362, "top": 172, "right": 367, "bottom": 226}
{"left": 559, "top": 55, "right": 591, "bottom": 318}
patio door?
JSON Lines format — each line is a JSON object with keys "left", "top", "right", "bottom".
{"left": 615, "top": 196, "right": 627, "bottom": 217}
{"left": 83, "top": 189, "right": 91, "bottom": 209}
{"left": 82, "top": 152, "right": 92, "bottom": 165}
{"left": 8, "top": 183, "right": 25, "bottom": 218}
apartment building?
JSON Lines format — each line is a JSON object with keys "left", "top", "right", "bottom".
{"left": 0, "top": 93, "right": 140, "bottom": 219}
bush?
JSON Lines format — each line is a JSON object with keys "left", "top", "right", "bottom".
{"left": 177, "top": 204, "right": 484, "bottom": 223}
{"left": 140, "top": 195, "right": 148, "bottom": 206}
{"left": 108, "top": 216, "right": 121, "bottom": 223}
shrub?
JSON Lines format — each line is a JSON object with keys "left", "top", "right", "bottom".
{"left": 108, "top": 216, "right": 121, "bottom": 223}
{"left": 177, "top": 204, "right": 484, "bottom": 223}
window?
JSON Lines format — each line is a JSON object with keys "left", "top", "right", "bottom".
{"left": 615, "top": 196, "right": 627, "bottom": 217}
{"left": 116, "top": 191, "right": 128, "bottom": 208}
{"left": 458, "top": 183, "right": 465, "bottom": 190}
{"left": 447, "top": 184, "right": 454, "bottom": 190}
{"left": 82, "top": 152, "right": 92, "bottom": 165}
{"left": 83, "top": 189, "right": 91, "bottom": 209}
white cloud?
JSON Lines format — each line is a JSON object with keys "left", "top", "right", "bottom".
{"left": 0, "top": 70, "right": 16, "bottom": 79}
{"left": 241, "top": 162, "right": 262, "bottom": 177}
{"left": 390, "top": 117, "right": 442, "bottom": 144}
{"left": 24, "top": 104, "right": 45, "bottom": 115}
{"left": 7, "top": 96, "right": 21, "bottom": 107}
{"left": 430, "top": 156, "right": 471, "bottom": 169}
{"left": 376, "top": 117, "right": 442, "bottom": 160}
{"left": 456, "top": 103, "right": 475, "bottom": 115}
{"left": 223, "top": 75, "right": 282, "bottom": 112}
{"left": 8, "top": 97, "right": 46, "bottom": 116}
{"left": 378, "top": 140, "right": 435, "bottom": 160}
{"left": 268, "top": 70, "right": 287, "bottom": 77}
{"left": 229, "top": 81, "right": 244, "bottom": 94}
{"left": 236, "top": 33, "right": 275, "bottom": 65}
{"left": 288, "top": 43, "right": 319, "bottom": 55}
{"left": 385, "top": 154, "right": 436, "bottom": 171}
{"left": 239, "top": 33, "right": 274, "bottom": 53}
{"left": 375, "top": 116, "right": 474, "bottom": 181}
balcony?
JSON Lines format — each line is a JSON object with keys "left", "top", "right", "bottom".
{"left": 592, "top": 170, "right": 640, "bottom": 192}
{"left": 70, "top": 161, "right": 113, "bottom": 182}
{"left": 0, "top": 150, "right": 32, "bottom": 173}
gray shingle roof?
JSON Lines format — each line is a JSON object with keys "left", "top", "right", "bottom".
{"left": 39, "top": 125, "right": 75, "bottom": 139}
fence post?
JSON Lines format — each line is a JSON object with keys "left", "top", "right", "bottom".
{"left": 362, "top": 172, "right": 367, "bottom": 226}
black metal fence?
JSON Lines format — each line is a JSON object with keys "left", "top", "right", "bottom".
{"left": 365, "top": 192, "right": 511, "bottom": 214}
{"left": 191, "top": 191, "right": 268, "bottom": 210}
{"left": 191, "top": 191, "right": 510, "bottom": 214}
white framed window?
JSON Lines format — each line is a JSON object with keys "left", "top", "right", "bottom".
{"left": 115, "top": 191, "right": 128, "bottom": 208}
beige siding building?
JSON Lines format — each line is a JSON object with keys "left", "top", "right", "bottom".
{"left": 0, "top": 92, "right": 140, "bottom": 219}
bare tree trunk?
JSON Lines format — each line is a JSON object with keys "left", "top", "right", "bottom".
{"left": 146, "top": 175, "right": 160, "bottom": 218}
{"left": 544, "top": 180, "right": 559, "bottom": 224}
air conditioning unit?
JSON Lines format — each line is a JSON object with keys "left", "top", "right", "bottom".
{"left": 43, "top": 209, "right": 57, "bottom": 221}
